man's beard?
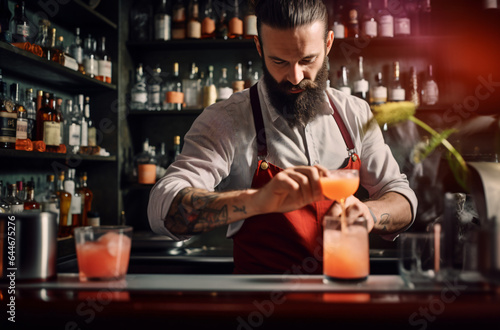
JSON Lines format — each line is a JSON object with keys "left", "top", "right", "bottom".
{"left": 262, "top": 57, "right": 329, "bottom": 128}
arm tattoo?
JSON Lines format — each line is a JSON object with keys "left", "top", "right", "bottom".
{"left": 232, "top": 205, "right": 247, "bottom": 214}
{"left": 164, "top": 187, "right": 230, "bottom": 235}
{"left": 378, "top": 213, "right": 390, "bottom": 232}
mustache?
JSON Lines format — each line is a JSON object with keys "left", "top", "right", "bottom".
{"left": 277, "top": 78, "right": 320, "bottom": 93}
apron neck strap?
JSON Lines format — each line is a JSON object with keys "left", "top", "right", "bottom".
{"left": 250, "top": 83, "right": 268, "bottom": 157}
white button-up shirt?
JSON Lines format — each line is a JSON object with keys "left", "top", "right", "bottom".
{"left": 148, "top": 79, "right": 418, "bottom": 240}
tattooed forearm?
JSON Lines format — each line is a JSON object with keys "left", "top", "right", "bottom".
{"left": 232, "top": 205, "right": 247, "bottom": 214}
{"left": 378, "top": 213, "right": 390, "bottom": 232}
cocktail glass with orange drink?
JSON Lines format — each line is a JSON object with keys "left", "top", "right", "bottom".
{"left": 319, "top": 169, "right": 369, "bottom": 282}
{"left": 74, "top": 226, "right": 133, "bottom": 281}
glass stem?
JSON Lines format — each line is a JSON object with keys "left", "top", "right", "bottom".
{"left": 340, "top": 198, "right": 347, "bottom": 233}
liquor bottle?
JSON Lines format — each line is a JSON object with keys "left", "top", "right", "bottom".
{"left": 201, "top": 0, "right": 216, "bottom": 39}
{"left": 346, "top": 2, "right": 360, "bottom": 38}
{"left": 389, "top": 61, "right": 405, "bottom": 102}
{"left": 23, "top": 181, "right": 40, "bottom": 212}
{"left": 36, "top": 92, "right": 61, "bottom": 153}
{"left": 377, "top": 0, "right": 394, "bottom": 38}
{"left": 361, "top": 0, "right": 377, "bottom": 38}
{"left": 155, "top": 0, "right": 171, "bottom": 41}
{"left": 54, "top": 97, "right": 65, "bottom": 152}
{"left": 34, "top": 20, "right": 50, "bottom": 60}
{"left": 232, "top": 63, "right": 245, "bottom": 93}
{"left": 409, "top": 66, "right": 420, "bottom": 107}
{"left": 84, "top": 96, "right": 96, "bottom": 147}
{"left": 96, "top": 36, "right": 112, "bottom": 83}
{"left": 419, "top": 0, "right": 432, "bottom": 36}
{"left": 217, "top": 67, "right": 233, "bottom": 102}
{"left": 228, "top": 0, "right": 243, "bottom": 39}
{"left": 136, "top": 138, "right": 157, "bottom": 184}
{"left": 244, "top": 61, "right": 259, "bottom": 89}
{"left": 405, "top": 0, "right": 420, "bottom": 36}
{"left": 370, "top": 72, "right": 387, "bottom": 105}
{"left": 394, "top": 3, "right": 411, "bottom": 36}
{"left": 0, "top": 181, "right": 11, "bottom": 213}
{"left": 203, "top": 65, "right": 217, "bottom": 107}
{"left": 40, "top": 174, "right": 60, "bottom": 223}
{"left": 332, "top": 3, "right": 345, "bottom": 39}
{"left": 48, "top": 28, "right": 63, "bottom": 63}
{"left": 0, "top": 81, "right": 16, "bottom": 149}
{"left": 172, "top": 0, "right": 186, "bottom": 40}
{"left": 183, "top": 62, "right": 202, "bottom": 109}
{"left": 12, "top": 83, "right": 30, "bottom": 151}
{"left": 56, "top": 171, "right": 72, "bottom": 237}
{"left": 216, "top": 8, "right": 229, "bottom": 40}
{"left": 156, "top": 142, "right": 169, "bottom": 179}
{"left": 25, "top": 88, "right": 36, "bottom": 141}
{"left": 6, "top": 183, "right": 24, "bottom": 213}
{"left": 69, "top": 27, "right": 84, "bottom": 72}
{"left": 83, "top": 34, "right": 98, "bottom": 78}
{"left": 243, "top": 1, "right": 257, "bottom": 39}
{"left": 78, "top": 172, "right": 93, "bottom": 226}
{"left": 0, "top": 0, "right": 12, "bottom": 42}
{"left": 147, "top": 64, "right": 162, "bottom": 111}
{"left": 129, "top": 0, "right": 152, "bottom": 41}
{"left": 11, "top": 0, "right": 29, "bottom": 43}
{"left": 338, "top": 66, "right": 351, "bottom": 95}
{"left": 66, "top": 99, "right": 81, "bottom": 154}
{"left": 130, "top": 63, "right": 148, "bottom": 110}
{"left": 421, "top": 64, "right": 439, "bottom": 105}
{"left": 186, "top": 0, "right": 201, "bottom": 39}
{"left": 64, "top": 168, "right": 81, "bottom": 230}
{"left": 76, "top": 94, "right": 87, "bottom": 151}
{"left": 16, "top": 180, "right": 25, "bottom": 202}
{"left": 162, "top": 62, "right": 184, "bottom": 111}
{"left": 353, "top": 56, "right": 369, "bottom": 101}
{"left": 171, "top": 135, "right": 181, "bottom": 164}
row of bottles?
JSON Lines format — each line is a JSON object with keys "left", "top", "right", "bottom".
{"left": 130, "top": 60, "right": 259, "bottom": 111}
{"left": 0, "top": 69, "right": 101, "bottom": 154}
{"left": 333, "top": 57, "right": 438, "bottom": 106}
{"left": 0, "top": 170, "right": 94, "bottom": 237}
{"left": 0, "top": 0, "right": 112, "bottom": 83}
{"left": 332, "top": 0, "right": 432, "bottom": 39}
{"left": 130, "top": 0, "right": 257, "bottom": 42}
{"left": 124, "top": 136, "right": 181, "bottom": 184}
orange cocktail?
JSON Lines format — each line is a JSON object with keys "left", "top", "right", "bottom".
{"left": 74, "top": 226, "right": 132, "bottom": 281}
{"left": 319, "top": 175, "right": 360, "bottom": 202}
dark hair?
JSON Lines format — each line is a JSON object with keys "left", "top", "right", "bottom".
{"left": 253, "top": 0, "right": 329, "bottom": 41}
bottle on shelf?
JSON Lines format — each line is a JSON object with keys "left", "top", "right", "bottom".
{"left": 232, "top": 63, "right": 245, "bottom": 93}
{"left": 0, "top": 0, "right": 12, "bottom": 42}
{"left": 172, "top": 0, "right": 187, "bottom": 40}
{"left": 5, "top": 183, "right": 23, "bottom": 213}
{"left": 84, "top": 96, "right": 96, "bottom": 148}
{"left": 76, "top": 94, "right": 87, "bottom": 152}
{"left": 54, "top": 97, "right": 65, "bottom": 152}
{"left": 11, "top": 0, "right": 29, "bottom": 43}
{"left": 56, "top": 171, "right": 72, "bottom": 237}
{"left": 361, "top": 0, "right": 377, "bottom": 38}
{"left": 244, "top": 61, "right": 259, "bottom": 89}
{"left": 171, "top": 135, "right": 181, "bottom": 164}
{"left": 36, "top": 92, "right": 62, "bottom": 153}
{"left": 331, "top": 2, "right": 345, "bottom": 39}
{"left": 389, "top": 61, "right": 405, "bottom": 102}
{"left": 353, "top": 56, "right": 369, "bottom": 101}
{"left": 216, "top": 8, "right": 229, "bottom": 40}
{"left": 96, "top": 36, "right": 112, "bottom": 83}
{"left": 156, "top": 142, "right": 169, "bottom": 179}
{"left": 243, "top": 1, "right": 257, "bottom": 39}
{"left": 129, "top": 0, "right": 152, "bottom": 41}
{"left": 16, "top": 180, "right": 25, "bottom": 202}
{"left": 0, "top": 181, "right": 11, "bottom": 213}
{"left": 346, "top": 2, "right": 360, "bottom": 38}
{"left": 228, "top": 0, "right": 243, "bottom": 39}
{"left": 201, "top": 0, "right": 216, "bottom": 39}
{"left": 394, "top": 2, "right": 411, "bottom": 37}
{"left": 136, "top": 138, "right": 157, "bottom": 184}
{"left": 83, "top": 34, "right": 98, "bottom": 78}
{"left": 64, "top": 168, "right": 82, "bottom": 232}
{"left": 155, "top": 0, "right": 171, "bottom": 41}
{"left": 377, "top": 0, "right": 394, "bottom": 38}
{"left": 40, "top": 174, "right": 60, "bottom": 224}
{"left": 48, "top": 28, "right": 64, "bottom": 63}
{"left": 370, "top": 72, "right": 387, "bottom": 105}
{"left": 162, "top": 62, "right": 184, "bottom": 111}
{"left": 34, "top": 20, "right": 50, "bottom": 60}
{"left": 12, "top": 83, "right": 31, "bottom": 151}
{"left": 147, "top": 64, "right": 163, "bottom": 111}
{"left": 23, "top": 181, "right": 40, "bottom": 212}
{"left": 65, "top": 99, "right": 82, "bottom": 154}
{"left": 69, "top": 27, "right": 84, "bottom": 73}
{"left": 405, "top": 0, "right": 420, "bottom": 36}
{"left": 24, "top": 88, "right": 36, "bottom": 141}
{"left": 183, "top": 62, "right": 202, "bottom": 109}
{"left": 217, "top": 67, "right": 233, "bottom": 102}
{"left": 0, "top": 80, "right": 16, "bottom": 149}
{"left": 338, "top": 66, "right": 351, "bottom": 95}
{"left": 421, "top": 64, "right": 439, "bottom": 106}
{"left": 130, "top": 63, "right": 148, "bottom": 110}
{"left": 409, "top": 66, "right": 420, "bottom": 107}
{"left": 187, "top": 0, "right": 201, "bottom": 39}
{"left": 203, "top": 65, "right": 217, "bottom": 108}
{"left": 78, "top": 172, "right": 93, "bottom": 226}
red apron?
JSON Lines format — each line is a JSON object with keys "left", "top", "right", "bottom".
{"left": 232, "top": 84, "right": 361, "bottom": 274}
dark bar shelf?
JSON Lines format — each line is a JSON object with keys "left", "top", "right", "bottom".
{"left": 0, "top": 149, "right": 116, "bottom": 162}
{"left": 0, "top": 42, "right": 117, "bottom": 92}
{"left": 127, "top": 38, "right": 256, "bottom": 52}
{"left": 128, "top": 109, "right": 203, "bottom": 116}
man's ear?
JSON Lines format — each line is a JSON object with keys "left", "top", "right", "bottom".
{"left": 326, "top": 30, "right": 334, "bottom": 55}
{"left": 254, "top": 36, "right": 262, "bottom": 57}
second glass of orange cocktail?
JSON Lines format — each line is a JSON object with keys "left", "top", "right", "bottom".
{"left": 319, "top": 169, "right": 370, "bottom": 282}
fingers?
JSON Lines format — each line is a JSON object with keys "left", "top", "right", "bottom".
{"left": 284, "top": 166, "right": 324, "bottom": 201}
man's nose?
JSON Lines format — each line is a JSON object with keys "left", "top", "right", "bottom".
{"left": 287, "top": 63, "right": 304, "bottom": 86}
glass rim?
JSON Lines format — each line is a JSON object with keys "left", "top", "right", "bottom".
{"left": 74, "top": 225, "right": 133, "bottom": 232}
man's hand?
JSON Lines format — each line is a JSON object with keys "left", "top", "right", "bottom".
{"left": 326, "top": 196, "right": 375, "bottom": 232}
{"left": 251, "top": 165, "right": 329, "bottom": 214}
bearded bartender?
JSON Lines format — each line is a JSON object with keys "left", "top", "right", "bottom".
{"left": 148, "top": 0, "right": 417, "bottom": 274}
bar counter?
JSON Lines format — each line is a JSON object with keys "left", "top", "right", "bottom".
{"left": 2, "top": 273, "right": 500, "bottom": 329}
